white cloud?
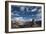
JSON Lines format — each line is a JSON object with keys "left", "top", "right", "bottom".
{"left": 26, "top": 8, "right": 29, "bottom": 12}
{"left": 29, "top": 19, "right": 32, "bottom": 21}
{"left": 36, "top": 13, "right": 41, "bottom": 17}
{"left": 11, "top": 12, "right": 14, "bottom": 15}
{"left": 11, "top": 17, "right": 32, "bottom": 23}
{"left": 38, "top": 9, "right": 41, "bottom": 12}
{"left": 14, "top": 11, "right": 20, "bottom": 14}
{"left": 31, "top": 8, "right": 37, "bottom": 12}
{"left": 20, "top": 6, "right": 25, "bottom": 11}
{"left": 35, "top": 18, "right": 41, "bottom": 21}
{"left": 32, "top": 15, "right": 34, "bottom": 16}
{"left": 35, "top": 13, "right": 42, "bottom": 21}
{"left": 15, "top": 17, "right": 32, "bottom": 21}
{"left": 15, "top": 13, "right": 20, "bottom": 16}
{"left": 11, "top": 12, "right": 20, "bottom": 18}
{"left": 12, "top": 17, "right": 24, "bottom": 21}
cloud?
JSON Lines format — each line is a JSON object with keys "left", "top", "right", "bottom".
{"left": 35, "top": 13, "right": 41, "bottom": 21}
{"left": 35, "top": 18, "right": 41, "bottom": 21}
{"left": 11, "top": 12, "right": 14, "bottom": 15}
{"left": 38, "top": 9, "right": 41, "bottom": 13}
{"left": 20, "top": 6, "right": 25, "bottom": 11}
{"left": 26, "top": 8, "right": 29, "bottom": 12}
{"left": 11, "top": 12, "right": 20, "bottom": 17}
{"left": 15, "top": 13, "right": 20, "bottom": 16}
{"left": 11, "top": 17, "right": 24, "bottom": 23}
{"left": 29, "top": 19, "right": 32, "bottom": 21}
{"left": 36, "top": 13, "right": 41, "bottom": 18}
{"left": 12, "top": 17, "right": 24, "bottom": 21}
{"left": 11, "top": 17, "right": 32, "bottom": 23}
{"left": 32, "top": 15, "right": 34, "bottom": 16}
{"left": 31, "top": 8, "right": 37, "bottom": 12}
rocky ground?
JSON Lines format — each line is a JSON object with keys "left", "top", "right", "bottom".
{"left": 11, "top": 21, "right": 41, "bottom": 28}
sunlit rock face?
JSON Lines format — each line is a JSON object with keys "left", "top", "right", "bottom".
{"left": 16, "top": 21, "right": 25, "bottom": 25}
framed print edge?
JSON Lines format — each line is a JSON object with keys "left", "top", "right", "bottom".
{"left": 5, "top": 1, "right": 9, "bottom": 33}
{"left": 5, "top": 1, "right": 45, "bottom": 33}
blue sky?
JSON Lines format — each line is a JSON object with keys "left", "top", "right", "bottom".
{"left": 11, "top": 5, "right": 41, "bottom": 21}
